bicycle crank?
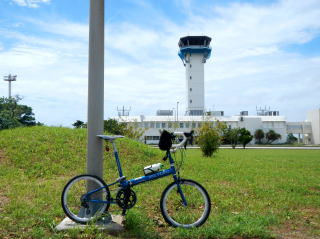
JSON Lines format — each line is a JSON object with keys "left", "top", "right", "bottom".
{"left": 116, "top": 188, "right": 137, "bottom": 209}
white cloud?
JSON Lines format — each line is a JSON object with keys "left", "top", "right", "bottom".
{"left": 1, "top": 0, "right": 320, "bottom": 125}
{"left": 11, "top": 0, "right": 50, "bottom": 8}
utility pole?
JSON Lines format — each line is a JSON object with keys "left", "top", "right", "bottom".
{"left": 87, "top": 0, "right": 105, "bottom": 180}
{"left": 177, "top": 101, "right": 179, "bottom": 121}
{"left": 3, "top": 74, "right": 17, "bottom": 98}
{"left": 177, "top": 101, "right": 179, "bottom": 127}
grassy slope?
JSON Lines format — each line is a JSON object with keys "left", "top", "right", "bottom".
{"left": 0, "top": 126, "right": 319, "bottom": 239}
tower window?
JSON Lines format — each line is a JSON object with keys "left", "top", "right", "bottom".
{"left": 190, "top": 88, "right": 192, "bottom": 92}
{"left": 190, "top": 64, "right": 192, "bottom": 68}
{"left": 190, "top": 75, "right": 192, "bottom": 79}
{"left": 190, "top": 100, "right": 192, "bottom": 104}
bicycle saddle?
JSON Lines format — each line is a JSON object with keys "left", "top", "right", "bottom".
{"left": 97, "top": 135, "right": 124, "bottom": 141}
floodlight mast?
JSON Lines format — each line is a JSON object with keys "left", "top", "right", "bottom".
{"left": 3, "top": 74, "right": 17, "bottom": 98}
{"left": 87, "top": 0, "right": 104, "bottom": 179}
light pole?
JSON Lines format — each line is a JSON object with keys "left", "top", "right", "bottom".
{"left": 87, "top": 0, "right": 105, "bottom": 180}
{"left": 3, "top": 74, "right": 17, "bottom": 98}
{"left": 176, "top": 101, "right": 179, "bottom": 128}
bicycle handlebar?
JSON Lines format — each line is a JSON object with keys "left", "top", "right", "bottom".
{"left": 171, "top": 132, "right": 187, "bottom": 150}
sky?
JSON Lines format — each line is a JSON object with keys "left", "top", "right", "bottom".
{"left": 0, "top": 0, "right": 319, "bottom": 126}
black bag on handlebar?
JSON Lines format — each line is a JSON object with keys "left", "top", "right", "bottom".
{"left": 158, "top": 130, "right": 174, "bottom": 151}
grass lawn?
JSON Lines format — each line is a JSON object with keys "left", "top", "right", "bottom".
{"left": 0, "top": 126, "right": 319, "bottom": 239}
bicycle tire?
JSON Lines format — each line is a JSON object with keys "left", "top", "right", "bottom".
{"left": 61, "top": 174, "right": 111, "bottom": 224}
{"left": 160, "top": 179, "right": 211, "bottom": 228}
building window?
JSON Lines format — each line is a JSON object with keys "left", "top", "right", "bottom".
{"left": 168, "top": 122, "right": 172, "bottom": 128}
{"left": 180, "top": 122, "right": 184, "bottom": 128}
{"left": 150, "top": 122, "right": 155, "bottom": 128}
{"left": 152, "top": 136, "right": 160, "bottom": 140}
{"left": 190, "top": 75, "right": 192, "bottom": 79}
{"left": 190, "top": 88, "right": 192, "bottom": 92}
{"left": 190, "top": 64, "right": 192, "bottom": 68}
{"left": 156, "top": 122, "right": 160, "bottom": 128}
{"left": 198, "top": 122, "right": 202, "bottom": 128}
{"left": 144, "top": 122, "right": 149, "bottom": 128}
{"left": 161, "top": 122, "right": 166, "bottom": 128}
{"left": 190, "top": 100, "right": 192, "bottom": 104}
{"left": 185, "top": 122, "right": 190, "bottom": 128}
{"left": 192, "top": 122, "right": 196, "bottom": 128}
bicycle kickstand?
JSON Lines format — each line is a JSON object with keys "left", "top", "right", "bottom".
{"left": 122, "top": 209, "right": 127, "bottom": 216}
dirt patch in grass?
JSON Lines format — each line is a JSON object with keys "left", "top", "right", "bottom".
{"left": 309, "top": 187, "right": 320, "bottom": 193}
{"left": 0, "top": 194, "right": 9, "bottom": 213}
{"left": 0, "top": 150, "right": 10, "bottom": 212}
{"left": 273, "top": 223, "right": 317, "bottom": 239}
{"left": 272, "top": 208, "right": 320, "bottom": 239}
{"left": 0, "top": 149, "right": 9, "bottom": 164}
{"left": 231, "top": 237, "right": 264, "bottom": 239}
{"left": 217, "top": 180, "right": 235, "bottom": 187}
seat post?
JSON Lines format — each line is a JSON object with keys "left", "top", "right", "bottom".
{"left": 111, "top": 141, "right": 124, "bottom": 177}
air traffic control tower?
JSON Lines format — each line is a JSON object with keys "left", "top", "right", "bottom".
{"left": 178, "top": 36, "right": 212, "bottom": 116}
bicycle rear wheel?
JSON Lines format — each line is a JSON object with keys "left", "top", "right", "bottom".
{"left": 61, "top": 174, "right": 110, "bottom": 224}
{"left": 160, "top": 179, "right": 211, "bottom": 228}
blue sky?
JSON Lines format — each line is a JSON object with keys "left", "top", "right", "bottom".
{"left": 0, "top": 0, "right": 320, "bottom": 126}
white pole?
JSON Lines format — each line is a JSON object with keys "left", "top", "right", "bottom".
{"left": 177, "top": 101, "right": 179, "bottom": 125}
{"left": 9, "top": 81, "right": 11, "bottom": 98}
{"left": 87, "top": 0, "right": 104, "bottom": 178}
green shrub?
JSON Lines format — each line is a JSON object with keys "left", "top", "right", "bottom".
{"left": 196, "top": 122, "right": 221, "bottom": 157}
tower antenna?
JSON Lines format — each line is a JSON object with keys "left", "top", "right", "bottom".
{"left": 3, "top": 74, "right": 17, "bottom": 98}
{"left": 117, "top": 106, "right": 131, "bottom": 116}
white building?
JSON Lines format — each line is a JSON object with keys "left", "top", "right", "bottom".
{"left": 307, "top": 109, "right": 320, "bottom": 144}
{"left": 117, "top": 112, "right": 319, "bottom": 145}
{"left": 115, "top": 36, "right": 319, "bottom": 145}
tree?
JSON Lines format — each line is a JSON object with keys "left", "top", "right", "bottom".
{"left": 104, "top": 118, "right": 145, "bottom": 141}
{"left": 104, "top": 119, "right": 126, "bottom": 135}
{"left": 122, "top": 121, "right": 145, "bottom": 141}
{"left": 72, "top": 120, "right": 86, "bottom": 128}
{"left": 0, "top": 96, "right": 38, "bottom": 130}
{"left": 196, "top": 122, "right": 221, "bottom": 157}
{"left": 286, "top": 133, "right": 297, "bottom": 144}
{"left": 266, "top": 130, "right": 281, "bottom": 144}
{"left": 230, "top": 128, "right": 241, "bottom": 149}
{"left": 223, "top": 126, "right": 241, "bottom": 148}
{"left": 254, "top": 129, "right": 265, "bottom": 144}
{"left": 238, "top": 128, "right": 253, "bottom": 149}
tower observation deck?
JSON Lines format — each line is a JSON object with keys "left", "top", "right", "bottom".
{"left": 178, "top": 36, "right": 212, "bottom": 116}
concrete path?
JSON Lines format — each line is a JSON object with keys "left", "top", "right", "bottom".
{"left": 56, "top": 214, "right": 124, "bottom": 233}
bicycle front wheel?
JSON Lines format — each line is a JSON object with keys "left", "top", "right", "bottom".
{"left": 61, "top": 174, "right": 110, "bottom": 224}
{"left": 160, "top": 179, "right": 211, "bottom": 228}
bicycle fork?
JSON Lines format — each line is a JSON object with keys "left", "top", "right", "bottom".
{"left": 176, "top": 182, "right": 188, "bottom": 206}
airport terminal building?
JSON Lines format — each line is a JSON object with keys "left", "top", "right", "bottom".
{"left": 116, "top": 36, "right": 320, "bottom": 145}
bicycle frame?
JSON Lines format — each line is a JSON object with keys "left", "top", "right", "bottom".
{"left": 85, "top": 140, "right": 187, "bottom": 206}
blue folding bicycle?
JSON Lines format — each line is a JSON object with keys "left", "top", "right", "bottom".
{"left": 61, "top": 130, "right": 211, "bottom": 228}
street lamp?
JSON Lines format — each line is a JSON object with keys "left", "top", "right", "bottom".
{"left": 177, "top": 101, "right": 179, "bottom": 127}
{"left": 87, "top": 0, "right": 105, "bottom": 179}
